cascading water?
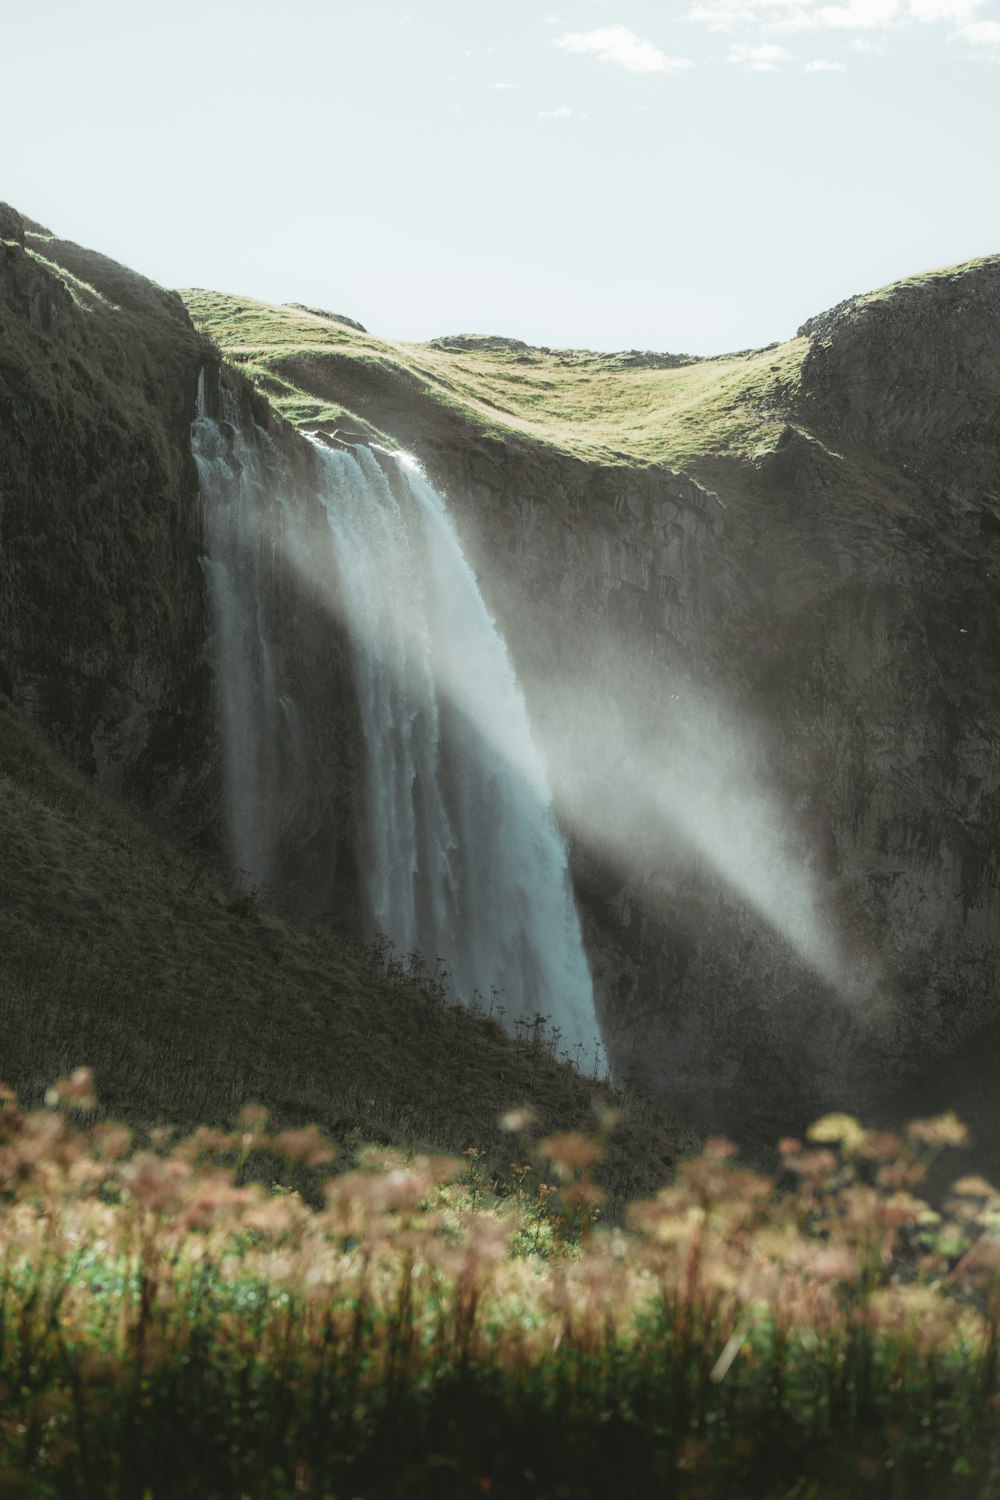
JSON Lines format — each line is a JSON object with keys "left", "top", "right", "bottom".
{"left": 315, "top": 442, "right": 598, "bottom": 1059}
{"left": 192, "top": 370, "right": 599, "bottom": 1062}
{"left": 192, "top": 371, "right": 283, "bottom": 888}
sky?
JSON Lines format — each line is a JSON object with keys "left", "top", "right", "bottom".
{"left": 3, "top": 0, "right": 999, "bottom": 354}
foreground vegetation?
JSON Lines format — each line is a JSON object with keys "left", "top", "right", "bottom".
{"left": 1, "top": 1074, "right": 999, "bottom": 1499}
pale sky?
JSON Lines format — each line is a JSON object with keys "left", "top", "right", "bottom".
{"left": 4, "top": 0, "right": 998, "bottom": 354}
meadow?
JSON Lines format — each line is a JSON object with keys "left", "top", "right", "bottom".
{"left": 181, "top": 288, "right": 806, "bottom": 471}
{"left": 1, "top": 1071, "right": 997, "bottom": 1499}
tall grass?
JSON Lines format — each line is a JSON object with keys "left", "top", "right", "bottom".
{"left": 1, "top": 1075, "right": 998, "bottom": 1498}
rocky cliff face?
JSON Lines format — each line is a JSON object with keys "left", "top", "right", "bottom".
{"left": 6, "top": 200, "right": 999, "bottom": 1142}
{"left": 255, "top": 261, "right": 1000, "bottom": 1138}
{"left": 0, "top": 205, "right": 211, "bottom": 816}
{"left": 0, "top": 205, "right": 364, "bottom": 927}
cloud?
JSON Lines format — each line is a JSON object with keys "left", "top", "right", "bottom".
{"left": 810, "top": 0, "right": 899, "bottom": 28}
{"left": 489, "top": 82, "right": 517, "bottom": 90}
{"left": 805, "top": 54, "right": 849, "bottom": 63}
{"left": 689, "top": 0, "right": 997, "bottom": 33}
{"left": 537, "top": 104, "right": 582, "bottom": 118}
{"left": 958, "top": 15, "right": 1000, "bottom": 38}
{"left": 556, "top": 25, "right": 693, "bottom": 72}
{"left": 909, "top": 0, "right": 988, "bottom": 17}
{"left": 728, "top": 40, "right": 793, "bottom": 63}
{"left": 688, "top": 0, "right": 812, "bottom": 29}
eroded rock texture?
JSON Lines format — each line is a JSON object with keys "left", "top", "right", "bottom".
{"left": 5, "top": 199, "right": 1000, "bottom": 1140}
{"left": 292, "top": 263, "right": 1000, "bottom": 1137}
{"left": 0, "top": 206, "right": 363, "bottom": 926}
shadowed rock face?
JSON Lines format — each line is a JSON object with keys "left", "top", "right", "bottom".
{"left": 266, "top": 260, "right": 1000, "bottom": 1139}
{"left": 5, "top": 198, "right": 1000, "bottom": 1142}
{"left": 0, "top": 205, "right": 364, "bottom": 928}
{"left": 0, "top": 204, "right": 214, "bottom": 823}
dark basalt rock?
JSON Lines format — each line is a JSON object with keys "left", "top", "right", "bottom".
{"left": 7, "top": 209, "right": 1000, "bottom": 1146}
{"left": 285, "top": 303, "right": 367, "bottom": 333}
{"left": 0, "top": 215, "right": 366, "bottom": 931}
{"left": 0, "top": 202, "right": 25, "bottom": 247}
{"left": 267, "top": 258, "right": 1000, "bottom": 1141}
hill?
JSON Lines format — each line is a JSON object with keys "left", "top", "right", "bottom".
{"left": 183, "top": 259, "right": 1000, "bottom": 1147}
{"left": 0, "top": 203, "right": 690, "bottom": 1199}
{"left": 5, "top": 194, "right": 1000, "bottom": 1166}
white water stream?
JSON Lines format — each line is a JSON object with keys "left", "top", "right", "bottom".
{"left": 192, "top": 375, "right": 282, "bottom": 889}
{"left": 192, "top": 375, "right": 599, "bottom": 1061}
{"left": 315, "top": 442, "right": 598, "bottom": 1059}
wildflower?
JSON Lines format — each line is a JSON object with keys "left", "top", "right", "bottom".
{"left": 561, "top": 1180, "right": 606, "bottom": 1212}
{"left": 91, "top": 1123, "right": 132, "bottom": 1160}
{"left": 539, "top": 1132, "right": 604, "bottom": 1178}
{"left": 175, "top": 1127, "right": 239, "bottom": 1161}
{"left": 876, "top": 1159, "right": 927, "bottom": 1191}
{"left": 788, "top": 1149, "right": 838, "bottom": 1179}
{"left": 500, "top": 1107, "right": 536, "bottom": 1132}
{"left": 119, "top": 1152, "right": 192, "bottom": 1211}
{"left": 45, "top": 1067, "right": 96, "bottom": 1111}
{"left": 807, "top": 1113, "right": 866, "bottom": 1152}
{"left": 906, "top": 1113, "right": 969, "bottom": 1149}
{"left": 273, "top": 1127, "right": 336, "bottom": 1167}
{"left": 805, "top": 1246, "right": 862, "bottom": 1283}
{"left": 856, "top": 1131, "right": 904, "bottom": 1162}
{"left": 951, "top": 1176, "right": 999, "bottom": 1198}
{"left": 704, "top": 1137, "right": 739, "bottom": 1160}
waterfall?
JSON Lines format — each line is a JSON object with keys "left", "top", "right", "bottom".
{"left": 315, "top": 442, "right": 598, "bottom": 1060}
{"left": 192, "top": 372, "right": 282, "bottom": 888}
{"left": 192, "top": 372, "right": 599, "bottom": 1062}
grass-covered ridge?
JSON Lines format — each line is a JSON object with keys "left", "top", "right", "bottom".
{"left": 2, "top": 1077, "right": 998, "bottom": 1498}
{"left": 182, "top": 289, "right": 807, "bottom": 469}
{"left": 184, "top": 253, "right": 1000, "bottom": 472}
{"left": 851, "top": 252, "right": 1000, "bottom": 307}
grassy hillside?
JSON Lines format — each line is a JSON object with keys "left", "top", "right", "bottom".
{"left": 183, "top": 290, "right": 806, "bottom": 468}
{"left": 184, "top": 253, "right": 1000, "bottom": 475}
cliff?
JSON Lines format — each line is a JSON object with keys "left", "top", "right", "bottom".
{"left": 2, "top": 203, "right": 691, "bottom": 1184}
{"left": 184, "top": 258, "right": 1000, "bottom": 1139}
{"left": 5, "top": 193, "right": 999, "bottom": 1146}
{"left": 0, "top": 206, "right": 363, "bottom": 925}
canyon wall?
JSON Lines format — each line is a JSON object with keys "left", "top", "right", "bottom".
{"left": 296, "top": 267, "right": 1000, "bottom": 1136}
{"left": 0, "top": 205, "right": 363, "bottom": 927}
{"left": 6, "top": 197, "right": 1000, "bottom": 1140}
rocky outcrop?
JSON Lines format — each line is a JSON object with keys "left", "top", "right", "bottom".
{"left": 7, "top": 202, "right": 1000, "bottom": 1142}
{"left": 259, "top": 261, "right": 1000, "bottom": 1139}
{"left": 0, "top": 205, "right": 364, "bottom": 927}
{"left": 0, "top": 204, "right": 214, "bottom": 822}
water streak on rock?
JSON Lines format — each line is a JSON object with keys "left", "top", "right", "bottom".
{"left": 315, "top": 442, "right": 598, "bottom": 1059}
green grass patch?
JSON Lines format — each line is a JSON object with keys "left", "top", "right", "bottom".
{"left": 24, "top": 245, "right": 119, "bottom": 314}
{"left": 182, "top": 290, "right": 808, "bottom": 469}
